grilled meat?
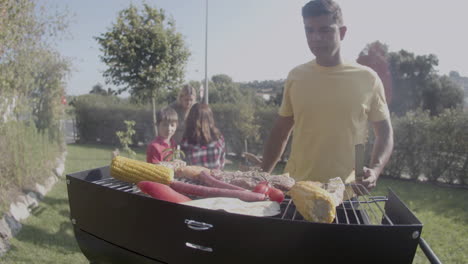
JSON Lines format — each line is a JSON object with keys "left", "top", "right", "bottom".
{"left": 211, "top": 169, "right": 295, "bottom": 192}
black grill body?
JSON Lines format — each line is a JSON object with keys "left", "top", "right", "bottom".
{"left": 67, "top": 166, "right": 423, "bottom": 264}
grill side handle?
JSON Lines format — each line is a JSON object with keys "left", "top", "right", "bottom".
{"left": 419, "top": 237, "right": 442, "bottom": 264}
{"left": 184, "top": 219, "right": 213, "bottom": 231}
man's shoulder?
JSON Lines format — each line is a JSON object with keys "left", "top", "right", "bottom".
{"left": 287, "top": 61, "right": 315, "bottom": 80}
{"left": 343, "top": 61, "right": 379, "bottom": 79}
{"left": 290, "top": 61, "right": 314, "bottom": 73}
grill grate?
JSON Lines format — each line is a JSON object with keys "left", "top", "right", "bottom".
{"left": 91, "top": 178, "right": 393, "bottom": 226}
{"left": 278, "top": 184, "right": 393, "bottom": 225}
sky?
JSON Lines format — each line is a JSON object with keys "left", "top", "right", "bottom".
{"left": 43, "top": 0, "right": 468, "bottom": 96}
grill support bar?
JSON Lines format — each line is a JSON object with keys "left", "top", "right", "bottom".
{"left": 419, "top": 237, "right": 442, "bottom": 264}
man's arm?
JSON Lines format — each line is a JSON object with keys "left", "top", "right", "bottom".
{"left": 360, "top": 118, "right": 394, "bottom": 189}
{"left": 261, "top": 115, "right": 294, "bottom": 173}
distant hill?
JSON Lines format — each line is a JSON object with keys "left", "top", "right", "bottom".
{"left": 239, "top": 79, "right": 285, "bottom": 94}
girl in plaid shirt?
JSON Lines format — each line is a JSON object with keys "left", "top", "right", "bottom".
{"left": 180, "top": 103, "right": 226, "bottom": 170}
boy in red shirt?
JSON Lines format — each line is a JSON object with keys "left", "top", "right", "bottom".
{"left": 146, "top": 107, "right": 178, "bottom": 163}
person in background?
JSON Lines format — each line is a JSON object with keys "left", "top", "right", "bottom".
{"left": 169, "top": 84, "right": 197, "bottom": 144}
{"left": 146, "top": 107, "right": 178, "bottom": 164}
{"left": 180, "top": 103, "right": 226, "bottom": 170}
{"left": 261, "top": 0, "right": 394, "bottom": 190}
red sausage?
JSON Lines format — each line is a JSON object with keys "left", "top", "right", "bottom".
{"left": 170, "top": 181, "right": 266, "bottom": 202}
{"left": 137, "top": 181, "right": 192, "bottom": 203}
{"left": 199, "top": 171, "right": 247, "bottom": 191}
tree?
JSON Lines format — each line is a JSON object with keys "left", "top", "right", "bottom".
{"left": 89, "top": 83, "right": 107, "bottom": 95}
{"left": 0, "top": 0, "right": 70, "bottom": 96}
{"left": 238, "top": 79, "right": 285, "bottom": 106}
{"left": 95, "top": 4, "right": 190, "bottom": 135}
{"left": 29, "top": 48, "right": 70, "bottom": 139}
{"left": 388, "top": 50, "right": 464, "bottom": 116}
{"left": 89, "top": 83, "right": 116, "bottom": 96}
{"left": 357, "top": 41, "right": 393, "bottom": 104}
{"left": 448, "top": 70, "right": 468, "bottom": 99}
{"left": 449, "top": 71, "right": 461, "bottom": 78}
{"left": 422, "top": 76, "right": 463, "bottom": 115}
{"left": 211, "top": 74, "right": 233, "bottom": 85}
{"left": 208, "top": 74, "right": 243, "bottom": 104}
{"left": 0, "top": 0, "right": 70, "bottom": 141}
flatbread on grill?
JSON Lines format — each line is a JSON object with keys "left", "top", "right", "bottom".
{"left": 183, "top": 197, "right": 280, "bottom": 217}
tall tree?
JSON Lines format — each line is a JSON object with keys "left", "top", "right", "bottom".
{"left": 0, "top": 0, "right": 70, "bottom": 134}
{"left": 449, "top": 70, "right": 468, "bottom": 99}
{"left": 208, "top": 74, "right": 242, "bottom": 104}
{"left": 95, "top": 4, "right": 190, "bottom": 135}
{"left": 422, "top": 76, "right": 463, "bottom": 115}
{"left": 89, "top": 83, "right": 107, "bottom": 95}
{"left": 211, "top": 74, "right": 233, "bottom": 85}
{"left": 358, "top": 42, "right": 465, "bottom": 116}
{"left": 357, "top": 41, "right": 393, "bottom": 104}
{"left": 388, "top": 50, "right": 463, "bottom": 116}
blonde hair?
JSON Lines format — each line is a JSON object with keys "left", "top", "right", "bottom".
{"left": 178, "top": 84, "right": 197, "bottom": 103}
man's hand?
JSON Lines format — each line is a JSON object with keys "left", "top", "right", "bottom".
{"left": 355, "top": 118, "right": 393, "bottom": 194}
{"left": 359, "top": 167, "right": 378, "bottom": 190}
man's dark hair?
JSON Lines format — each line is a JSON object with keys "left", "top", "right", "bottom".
{"left": 302, "top": 0, "right": 344, "bottom": 25}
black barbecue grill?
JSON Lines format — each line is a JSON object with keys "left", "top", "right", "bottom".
{"left": 66, "top": 166, "right": 441, "bottom": 264}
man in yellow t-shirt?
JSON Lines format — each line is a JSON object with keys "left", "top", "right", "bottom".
{"left": 261, "top": 0, "right": 394, "bottom": 190}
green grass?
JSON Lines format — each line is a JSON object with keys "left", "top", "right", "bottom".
{"left": 373, "top": 178, "right": 468, "bottom": 264}
{"left": 1, "top": 143, "right": 467, "bottom": 263}
{"left": 0, "top": 143, "right": 147, "bottom": 264}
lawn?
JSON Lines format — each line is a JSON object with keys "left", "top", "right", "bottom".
{"left": 373, "top": 178, "right": 468, "bottom": 263}
{"left": 1, "top": 143, "right": 467, "bottom": 264}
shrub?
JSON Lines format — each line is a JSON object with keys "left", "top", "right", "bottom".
{"left": 383, "top": 109, "right": 468, "bottom": 185}
{"left": 0, "top": 122, "right": 60, "bottom": 214}
{"left": 73, "top": 94, "right": 158, "bottom": 145}
{"left": 116, "top": 120, "right": 137, "bottom": 159}
{"left": 423, "top": 109, "right": 468, "bottom": 184}
{"left": 211, "top": 103, "right": 260, "bottom": 155}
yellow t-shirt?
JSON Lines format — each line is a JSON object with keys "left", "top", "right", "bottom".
{"left": 279, "top": 60, "right": 390, "bottom": 182}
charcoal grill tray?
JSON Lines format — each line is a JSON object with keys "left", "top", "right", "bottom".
{"left": 67, "top": 166, "right": 427, "bottom": 264}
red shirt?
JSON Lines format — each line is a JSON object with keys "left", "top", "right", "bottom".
{"left": 146, "top": 136, "right": 177, "bottom": 164}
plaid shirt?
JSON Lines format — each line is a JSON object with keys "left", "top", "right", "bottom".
{"left": 180, "top": 136, "right": 226, "bottom": 170}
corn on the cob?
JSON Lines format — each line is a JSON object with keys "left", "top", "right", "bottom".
{"left": 288, "top": 181, "right": 336, "bottom": 223}
{"left": 110, "top": 156, "right": 174, "bottom": 184}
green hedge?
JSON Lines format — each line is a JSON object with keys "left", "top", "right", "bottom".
{"left": 73, "top": 96, "right": 282, "bottom": 156}
{"left": 74, "top": 96, "right": 467, "bottom": 186}
{"left": 382, "top": 109, "right": 468, "bottom": 185}
{"left": 73, "top": 95, "right": 158, "bottom": 145}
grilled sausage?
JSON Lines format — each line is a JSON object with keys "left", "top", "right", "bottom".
{"left": 199, "top": 171, "right": 247, "bottom": 191}
{"left": 170, "top": 181, "right": 266, "bottom": 202}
